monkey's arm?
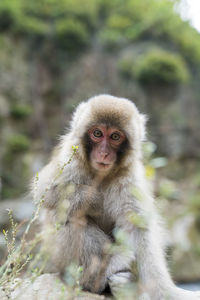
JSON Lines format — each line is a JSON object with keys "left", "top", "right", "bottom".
{"left": 131, "top": 222, "right": 200, "bottom": 300}
{"left": 112, "top": 210, "right": 200, "bottom": 300}
{"left": 133, "top": 223, "right": 174, "bottom": 298}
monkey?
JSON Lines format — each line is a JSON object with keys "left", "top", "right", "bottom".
{"left": 32, "top": 94, "right": 200, "bottom": 300}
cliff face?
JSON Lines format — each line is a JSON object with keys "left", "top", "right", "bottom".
{"left": 0, "top": 0, "right": 200, "bottom": 198}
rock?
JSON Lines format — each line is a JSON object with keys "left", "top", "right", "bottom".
{"left": 0, "top": 95, "right": 10, "bottom": 118}
{"left": 11, "top": 274, "right": 106, "bottom": 300}
{"left": 178, "top": 283, "right": 200, "bottom": 292}
{"left": 0, "top": 288, "right": 7, "bottom": 300}
{"left": 0, "top": 195, "right": 34, "bottom": 227}
{"left": 11, "top": 274, "right": 64, "bottom": 300}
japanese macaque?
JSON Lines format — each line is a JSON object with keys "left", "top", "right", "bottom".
{"left": 33, "top": 95, "right": 200, "bottom": 300}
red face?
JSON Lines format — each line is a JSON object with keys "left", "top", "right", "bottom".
{"left": 88, "top": 125, "right": 126, "bottom": 172}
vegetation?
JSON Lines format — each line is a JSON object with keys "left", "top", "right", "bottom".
{"left": 119, "top": 48, "right": 190, "bottom": 84}
{"left": 6, "top": 134, "right": 30, "bottom": 153}
{"left": 7, "top": 134, "right": 30, "bottom": 153}
{"left": 55, "top": 18, "right": 90, "bottom": 51}
{"left": 134, "top": 49, "right": 190, "bottom": 84}
{"left": 99, "top": 0, "right": 200, "bottom": 62}
{"left": 0, "top": 146, "right": 79, "bottom": 297}
{"left": 0, "top": 0, "right": 200, "bottom": 61}
{"left": 0, "top": 0, "right": 98, "bottom": 50}
{"left": 11, "top": 104, "right": 32, "bottom": 120}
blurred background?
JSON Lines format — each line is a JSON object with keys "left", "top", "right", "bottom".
{"left": 0, "top": 0, "right": 199, "bottom": 287}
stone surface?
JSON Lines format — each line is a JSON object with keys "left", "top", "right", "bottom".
{"left": 0, "top": 195, "right": 34, "bottom": 227}
{"left": 11, "top": 274, "right": 106, "bottom": 300}
{"left": 0, "top": 288, "right": 7, "bottom": 300}
{"left": 0, "top": 95, "right": 10, "bottom": 118}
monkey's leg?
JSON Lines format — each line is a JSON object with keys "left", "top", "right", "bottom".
{"left": 79, "top": 222, "right": 113, "bottom": 293}
{"left": 43, "top": 219, "right": 113, "bottom": 293}
{"left": 80, "top": 222, "right": 139, "bottom": 294}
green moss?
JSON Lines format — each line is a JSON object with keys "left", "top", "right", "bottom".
{"left": 0, "top": 0, "right": 97, "bottom": 39}
{"left": 176, "top": 28, "right": 200, "bottom": 64}
{"left": 99, "top": 0, "right": 200, "bottom": 64}
{"left": 134, "top": 50, "right": 190, "bottom": 84}
{"left": 1, "top": 0, "right": 200, "bottom": 64}
{"left": 0, "top": 0, "right": 20, "bottom": 32}
{"left": 7, "top": 134, "right": 30, "bottom": 153}
{"left": 106, "top": 15, "right": 132, "bottom": 30}
{"left": 17, "top": 17, "right": 49, "bottom": 37}
{"left": 118, "top": 57, "right": 134, "bottom": 77}
{"left": 0, "top": 9, "right": 14, "bottom": 31}
{"left": 100, "top": 29, "right": 125, "bottom": 48}
{"left": 55, "top": 18, "right": 89, "bottom": 51}
{"left": 161, "top": 18, "right": 200, "bottom": 63}
{"left": 190, "top": 193, "right": 200, "bottom": 215}
{"left": 11, "top": 104, "right": 32, "bottom": 120}
{"left": 1, "top": 152, "right": 31, "bottom": 198}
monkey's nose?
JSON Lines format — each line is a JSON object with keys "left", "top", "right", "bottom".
{"left": 100, "top": 152, "right": 109, "bottom": 159}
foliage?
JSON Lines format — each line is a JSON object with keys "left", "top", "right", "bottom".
{"left": 0, "top": 0, "right": 98, "bottom": 51}
{"left": 11, "top": 104, "right": 32, "bottom": 120}
{"left": 55, "top": 18, "right": 89, "bottom": 51}
{"left": 134, "top": 49, "right": 190, "bottom": 84}
{"left": 0, "top": 146, "right": 78, "bottom": 297}
{"left": 143, "top": 141, "right": 168, "bottom": 179}
{"left": 0, "top": 0, "right": 20, "bottom": 31}
{"left": 0, "top": 0, "right": 200, "bottom": 62}
{"left": 6, "top": 134, "right": 31, "bottom": 153}
{"left": 118, "top": 56, "right": 134, "bottom": 78}
{"left": 190, "top": 194, "right": 200, "bottom": 215}
{"left": 98, "top": 0, "right": 200, "bottom": 63}
{"left": 119, "top": 49, "right": 190, "bottom": 84}
{"left": 0, "top": 206, "right": 41, "bottom": 296}
{"left": 160, "top": 16, "right": 200, "bottom": 64}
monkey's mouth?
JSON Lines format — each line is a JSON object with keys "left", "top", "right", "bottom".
{"left": 96, "top": 162, "right": 112, "bottom": 169}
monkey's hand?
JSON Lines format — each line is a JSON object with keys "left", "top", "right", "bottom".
{"left": 108, "top": 271, "right": 132, "bottom": 285}
{"left": 109, "top": 272, "right": 152, "bottom": 300}
{"left": 108, "top": 271, "right": 133, "bottom": 295}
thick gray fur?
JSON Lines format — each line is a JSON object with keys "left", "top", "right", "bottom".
{"left": 32, "top": 95, "right": 200, "bottom": 299}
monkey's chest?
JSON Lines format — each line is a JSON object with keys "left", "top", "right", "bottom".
{"left": 87, "top": 197, "right": 115, "bottom": 236}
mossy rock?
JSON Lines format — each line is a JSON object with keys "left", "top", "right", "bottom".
{"left": 0, "top": 9, "right": 14, "bottom": 31}
{"left": 119, "top": 49, "right": 190, "bottom": 84}
{"left": 11, "top": 104, "right": 32, "bottom": 120}
{"left": 55, "top": 18, "right": 89, "bottom": 52}
{"left": 6, "top": 134, "right": 30, "bottom": 153}
{"left": 118, "top": 56, "right": 134, "bottom": 78}
{"left": 17, "top": 17, "right": 49, "bottom": 38}
{"left": 134, "top": 49, "right": 190, "bottom": 84}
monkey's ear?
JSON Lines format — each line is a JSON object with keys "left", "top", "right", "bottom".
{"left": 139, "top": 114, "right": 148, "bottom": 142}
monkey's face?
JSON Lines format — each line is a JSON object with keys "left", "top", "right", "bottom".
{"left": 88, "top": 124, "right": 126, "bottom": 173}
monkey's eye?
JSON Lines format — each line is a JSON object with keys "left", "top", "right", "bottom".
{"left": 93, "top": 129, "right": 103, "bottom": 138}
{"left": 110, "top": 132, "right": 120, "bottom": 141}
